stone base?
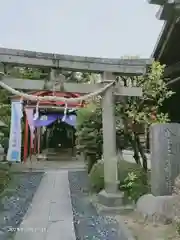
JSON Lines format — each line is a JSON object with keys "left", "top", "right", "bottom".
{"left": 96, "top": 204, "right": 134, "bottom": 215}
{"left": 36, "top": 154, "right": 47, "bottom": 161}
{"left": 136, "top": 194, "right": 175, "bottom": 224}
{"left": 98, "top": 189, "right": 124, "bottom": 207}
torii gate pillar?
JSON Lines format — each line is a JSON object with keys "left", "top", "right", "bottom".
{"left": 99, "top": 72, "right": 124, "bottom": 207}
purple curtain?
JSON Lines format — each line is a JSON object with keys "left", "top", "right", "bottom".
{"left": 34, "top": 114, "right": 58, "bottom": 127}
{"left": 63, "top": 115, "right": 76, "bottom": 127}
{"left": 33, "top": 114, "right": 76, "bottom": 127}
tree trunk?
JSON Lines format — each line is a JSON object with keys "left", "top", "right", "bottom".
{"left": 87, "top": 153, "right": 97, "bottom": 173}
{"left": 135, "top": 133, "right": 148, "bottom": 172}
{"left": 123, "top": 118, "right": 141, "bottom": 165}
{"left": 131, "top": 134, "right": 141, "bottom": 165}
{"left": 126, "top": 133, "right": 141, "bottom": 165}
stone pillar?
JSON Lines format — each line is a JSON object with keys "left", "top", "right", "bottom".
{"left": 98, "top": 72, "right": 124, "bottom": 207}
{"left": 44, "top": 68, "right": 56, "bottom": 90}
{"left": 150, "top": 123, "right": 180, "bottom": 196}
{"left": 50, "top": 68, "right": 56, "bottom": 90}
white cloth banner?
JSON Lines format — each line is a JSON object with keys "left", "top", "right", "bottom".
{"left": 7, "top": 101, "right": 23, "bottom": 162}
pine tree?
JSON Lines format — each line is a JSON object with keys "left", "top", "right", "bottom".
{"left": 76, "top": 103, "right": 102, "bottom": 172}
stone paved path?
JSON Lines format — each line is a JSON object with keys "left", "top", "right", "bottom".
{"left": 14, "top": 170, "right": 76, "bottom": 240}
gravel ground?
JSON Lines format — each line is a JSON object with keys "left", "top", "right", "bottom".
{"left": 0, "top": 172, "right": 44, "bottom": 240}
{"left": 68, "top": 170, "right": 120, "bottom": 240}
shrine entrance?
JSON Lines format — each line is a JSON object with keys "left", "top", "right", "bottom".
{"left": 0, "top": 47, "right": 151, "bottom": 207}
{"left": 42, "top": 116, "right": 76, "bottom": 161}
{"left": 11, "top": 89, "right": 82, "bottom": 161}
{"left": 47, "top": 121, "right": 75, "bottom": 150}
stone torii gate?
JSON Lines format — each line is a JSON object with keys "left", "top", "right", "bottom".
{"left": 0, "top": 48, "right": 152, "bottom": 207}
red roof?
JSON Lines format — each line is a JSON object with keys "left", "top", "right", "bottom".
{"left": 12, "top": 90, "right": 83, "bottom": 108}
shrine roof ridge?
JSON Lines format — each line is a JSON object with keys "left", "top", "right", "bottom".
{"left": 0, "top": 47, "right": 153, "bottom": 74}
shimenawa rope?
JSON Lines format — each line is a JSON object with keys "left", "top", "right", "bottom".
{"left": 0, "top": 72, "right": 115, "bottom": 103}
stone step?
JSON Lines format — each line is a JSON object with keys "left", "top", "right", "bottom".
{"left": 46, "top": 152, "right": 57, "bottom": 156}
{"left": 45, "top": 153, "right": 72, "bottom": 157}
{"left": 45, "top": 148, "right": 74, "bottom": 156}
{"left": 46, "top": 156, "right": 76, "bottom": 161}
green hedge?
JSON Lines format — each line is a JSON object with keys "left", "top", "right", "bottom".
{"left": 0, "top": 171, "right": 10, "bottom": 193}
{"left": 89, "top": 159, "right": 142, "bottom": 193}
{"left": 0, "top": 163, "right": 12, "bottom": 193}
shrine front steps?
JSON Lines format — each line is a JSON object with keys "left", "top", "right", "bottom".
{"left": 46, "top": 155, "right": 76, "bottom": 161}
{"left": 44, "top": 148, "right": 76, "bottom": 161}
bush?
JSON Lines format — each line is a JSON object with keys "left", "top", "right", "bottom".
{"left": 0, "top": 163, "right": 11, "bottom": 193}
{"left": 0, "top": 170, "right": 10, "bottom": 193}
{"left": 89, "top": 159, "right": 104, "bottom": 192}
{"left": 121, "top": 169, "right": 150, "bottom": 202}
{"left": 89, "top": 159, "right": 143, "bottom": 193}
{"left": 87, "top": 154, "right": 97, "bottom": 173}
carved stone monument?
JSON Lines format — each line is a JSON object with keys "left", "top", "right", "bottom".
{"left": 150, "top": 123, "right": 180, "bottom": 196}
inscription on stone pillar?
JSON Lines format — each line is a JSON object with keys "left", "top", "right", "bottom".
{"left": 150, "top": 123, "right": 180, "bottom": 196}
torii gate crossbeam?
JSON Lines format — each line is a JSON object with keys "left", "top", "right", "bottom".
{"left": 0, "top": 47, "right": 152, "bottom": 74}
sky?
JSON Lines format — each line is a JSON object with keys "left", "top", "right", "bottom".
{"left": 0, "top": 0, "right": 163, "bottom": 58}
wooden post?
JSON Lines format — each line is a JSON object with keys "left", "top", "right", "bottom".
{"left": 37, "top": 127, "right": 41, "bottom": 154}
{"left": 33, "top": 128, "right": 37, "bottom": 154}
{"left": 23, "top": 117, "right": 29, "bottom": 163}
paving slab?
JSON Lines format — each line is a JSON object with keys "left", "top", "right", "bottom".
{"left": 14, "top": 170, "right": 76, "bottom": 240}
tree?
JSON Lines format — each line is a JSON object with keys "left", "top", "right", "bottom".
{"left": 0, "top": 88, "right": 11, "bottom": 137}
{"left": 75, "top": 61, "right": 174, "bottom": 172}
{"left": 0, "top": 67, "right": 46, "bottom": 136}
{"left": 116, "top": 61, "right": 174, "bottom": 171}
{"left": 9, "top": 67, "right": 47, "bottom": 80}
{"left": 76, "top": 102, "right": 102, "bottom": 172}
